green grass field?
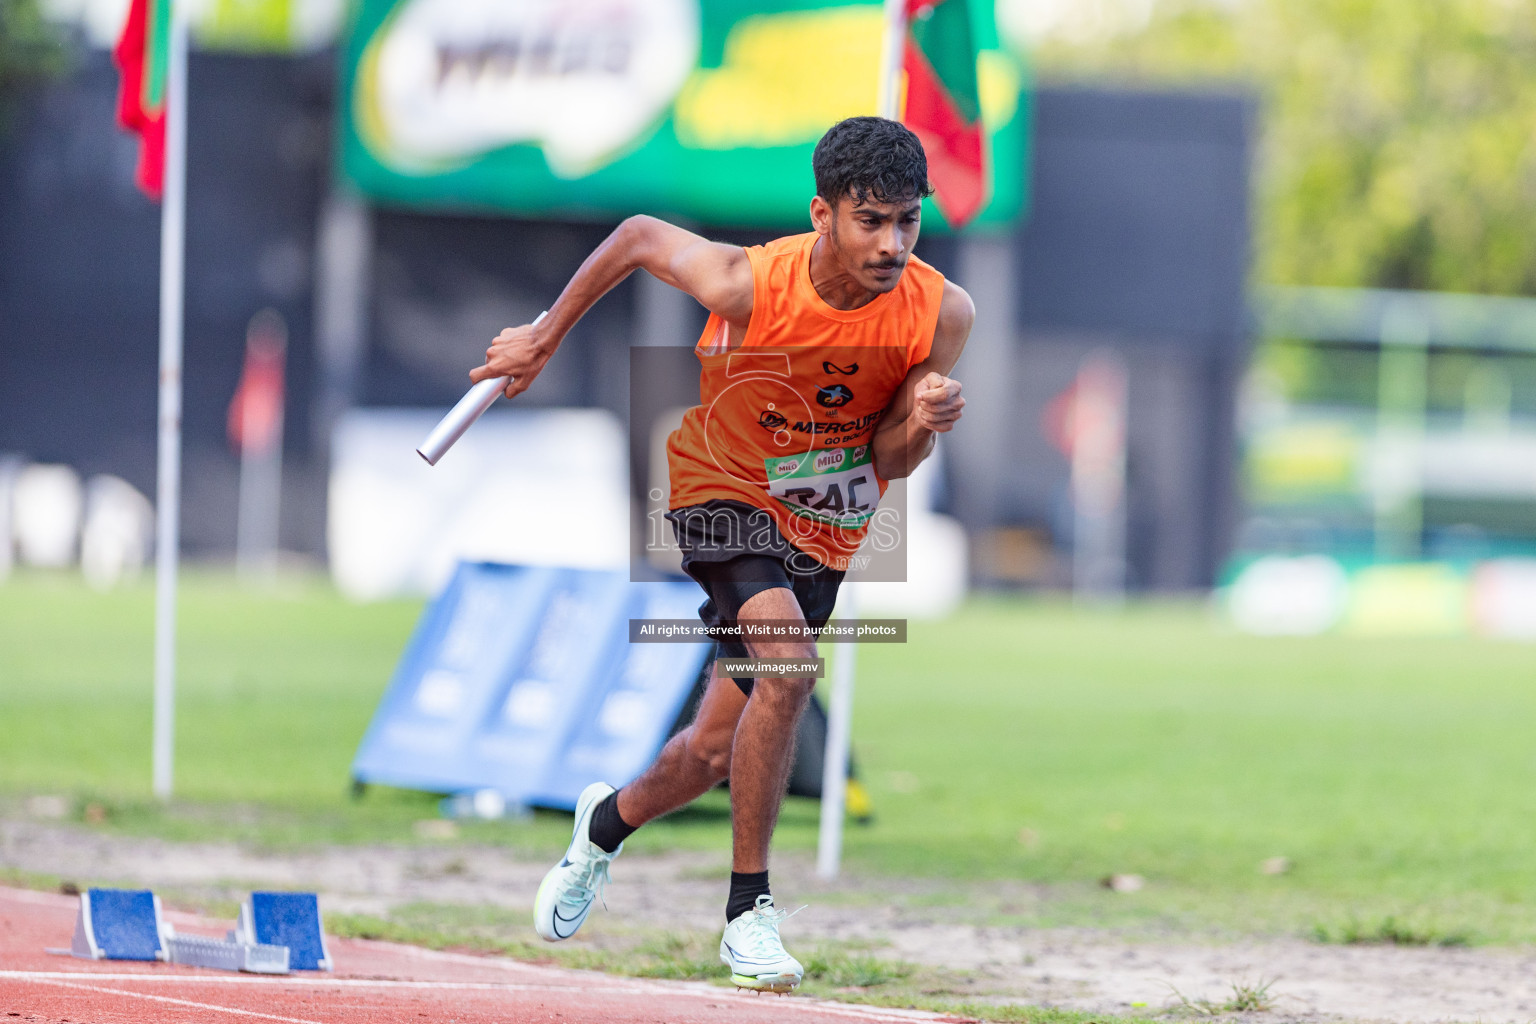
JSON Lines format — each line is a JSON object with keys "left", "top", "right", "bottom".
{"left": 3, "top": 570, "right": 1535, "bottom": 943}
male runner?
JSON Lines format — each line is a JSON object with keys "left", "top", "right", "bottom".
{"left": 471, "top": 116, "right": 972, "bottom": 993}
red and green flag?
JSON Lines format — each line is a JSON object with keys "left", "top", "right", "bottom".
{"left": 113, "top": 0, "right": 170, "bottom": 199}
{"left": 900, "top": 0, "right": 987, "bottom": 228}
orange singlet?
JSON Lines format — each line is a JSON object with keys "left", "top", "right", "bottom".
{"left": 667, "top": 231, "right": 945, "bottom": 571}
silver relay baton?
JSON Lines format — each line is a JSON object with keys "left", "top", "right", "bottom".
{"left": 416, "top": 311, "right": 547, "bottom": 466}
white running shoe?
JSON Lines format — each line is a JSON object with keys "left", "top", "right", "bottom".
{"left": 533, "top": 782, "right": 620, "bottom": 942}
{"left": 719, "top": 894, "right": 804, "bottom": 993}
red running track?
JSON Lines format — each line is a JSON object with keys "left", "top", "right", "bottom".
{"left": 0, "top": 887, "right": 972, "bottom": 1024}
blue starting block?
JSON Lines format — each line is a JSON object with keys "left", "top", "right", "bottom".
{"left": 69, "top": 888, "right": 167, "bottom": 961}
{"left": 234, "top": 892, "right": 330, "bottom": 971}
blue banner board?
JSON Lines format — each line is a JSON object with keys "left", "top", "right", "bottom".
{"left": 352, "top": 562, "right": 712, "bottom": 809}
{"left": 532, "top": 582, "right": 711, "bottom": 808}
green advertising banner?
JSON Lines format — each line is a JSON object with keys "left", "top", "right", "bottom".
{"left": 338, "top": 0, "right": 1029, "bottom": 230}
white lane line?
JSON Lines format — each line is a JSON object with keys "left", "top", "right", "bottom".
{"left": 338, "top": 942, "right": 964, "bottom": 1022}
{"left": 15, "top": 976, "right": 330, "bottom": 1024}
{"left": 0, "top": 971, "right": 579, "bottom": 991}
{"left": 1, "top": 972, "right": 963, "bottom": 1022}
{"left": 1, "top": 971, "right": 962, "bottom": 1023}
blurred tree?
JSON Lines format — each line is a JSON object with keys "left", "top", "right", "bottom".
{"left": 0, "top": 0, "right": 64, "bottom": 100}
{"left": 1028, "top": 0, "right": 1536, "bottom": 296}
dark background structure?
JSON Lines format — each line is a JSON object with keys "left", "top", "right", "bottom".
{"left": 0, "top": 53, "right": 1252, "bottom": 590}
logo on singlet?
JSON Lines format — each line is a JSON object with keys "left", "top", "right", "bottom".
{"left": 816, "top": 384, "right": 854, "bottom": 408}
{"left": 822, "top": 361, "right": 859, "bottom": 375}
{"left": 758, "top": 409, "right": 789, "bottom": 431}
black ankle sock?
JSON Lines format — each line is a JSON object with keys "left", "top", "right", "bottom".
{"left": 726, "top": 870, "right": 770, "bottom": 923}
{"left": 588, "top": 790, "right": 636, "bottom": 854}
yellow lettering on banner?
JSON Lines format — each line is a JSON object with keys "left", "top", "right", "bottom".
{"left": 674, "top": 8, "right": 882, "bottom": 149}
{"left": 673, "top": 10, "right": 1022, "bottom": 152}
{"left": 978, "top": 51, "right": 1021, "bottom": 129}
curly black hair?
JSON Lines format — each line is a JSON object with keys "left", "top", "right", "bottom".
{"left": 812, "top": 116, "right": 933, "bottom": 208}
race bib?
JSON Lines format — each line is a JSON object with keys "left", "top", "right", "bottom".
{"left": 765, "top": 444, "right": 876, "bottom": 527}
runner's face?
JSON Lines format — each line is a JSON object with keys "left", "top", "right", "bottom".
{"left": 826, "top": 195, "right": 923, "bottom": 294}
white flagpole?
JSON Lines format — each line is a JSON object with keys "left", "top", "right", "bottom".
{"left": 815, "top": 585, "right": 858, "bottom": 880}
{"left": 153, "top": 0, "right": 189, "bottom": 800}
{"left": 816, "top": 0, "right": 908, "bottom": 882}
{"left": 877, "top": 0, "right": 907, "bottom": 120}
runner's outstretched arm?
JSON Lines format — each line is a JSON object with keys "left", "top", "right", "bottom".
{"left": 470, "top": 215, "right": 755, "bottom": 399}
{"left": 871, "top": 279, "right": 974, "bottom": 480}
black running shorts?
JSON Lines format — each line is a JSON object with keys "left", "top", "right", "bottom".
{"left": 666, "top": 499, "right": 845, "bottom": 696}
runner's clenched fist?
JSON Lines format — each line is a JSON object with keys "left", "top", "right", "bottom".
{"left": 913, "top": 371, "right": 964, "bottom": 432}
